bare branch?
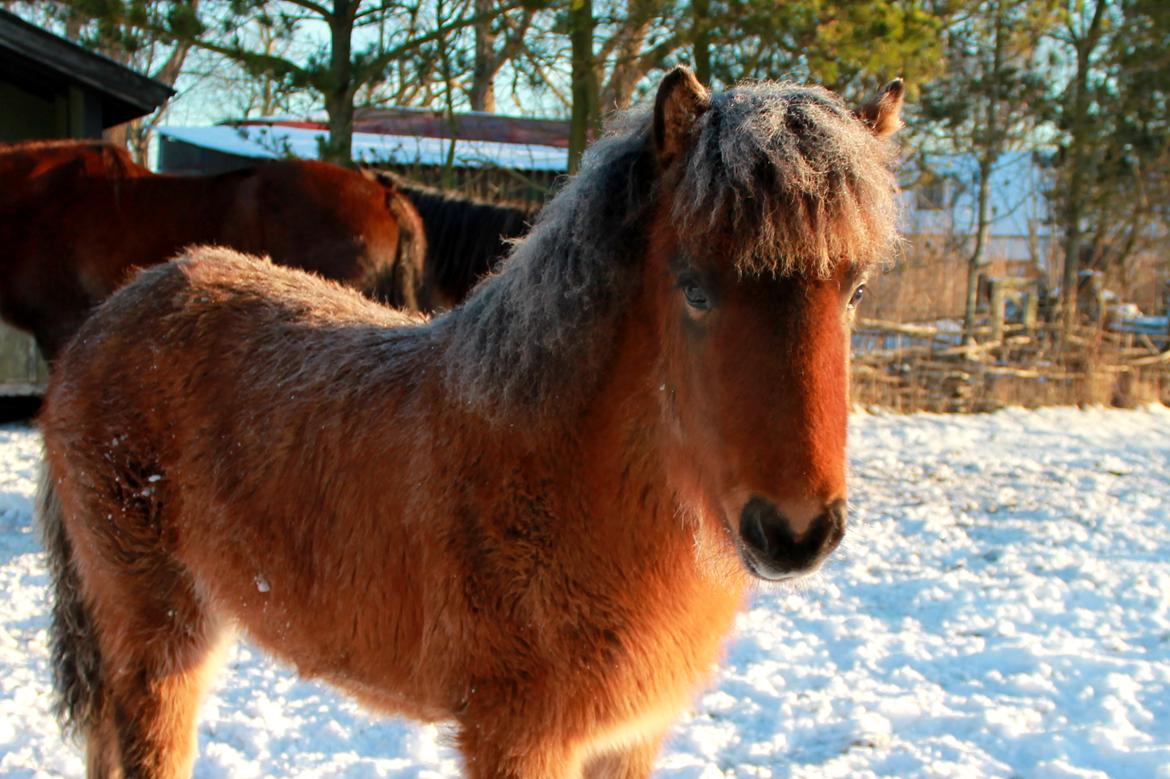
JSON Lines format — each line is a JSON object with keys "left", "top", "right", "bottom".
{"left": 281, "top": 0, "right": 330, "bottom": 17}
{"left": 351, "top": 0, "right": 524, "bottom": 89}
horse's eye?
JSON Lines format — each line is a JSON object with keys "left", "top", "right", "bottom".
{"left": 682, "top": 281, "right": 711, "bottom": 311}
{"left": 849, "top": 284, "right": 866, "bottom": 308}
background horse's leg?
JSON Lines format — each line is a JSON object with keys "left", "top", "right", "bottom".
{"left": 581, "top": 733, "right": 665, "bottom": 779}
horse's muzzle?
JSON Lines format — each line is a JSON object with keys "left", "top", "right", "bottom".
{"left": 737, "top": 497, "right": 846, "bottom": 581}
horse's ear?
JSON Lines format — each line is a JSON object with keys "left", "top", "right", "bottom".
{"left": 855, "top": 78, "right": 905, "bottom": 139}
{"left": 653, "top": 66, "right": 711, "bottom": 166}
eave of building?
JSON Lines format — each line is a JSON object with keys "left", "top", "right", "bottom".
{"left": 0, "top": 9, "right": 173, "bottom": 127}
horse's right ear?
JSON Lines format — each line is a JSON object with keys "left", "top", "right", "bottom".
{"left": 653, "top": 66, "right": 710, "bottom": 167}
{"left": 855, "top": 78, "right": 905, "bottom": 139}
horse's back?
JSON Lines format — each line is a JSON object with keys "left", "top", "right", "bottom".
{"left": 231, "top": 162, "right": 396, "bottom": 275}
{"left": 48, "top": 246, "right": 416, "bottom": 395}
{"left": 218, "top": 160, "right": 429, "bottom": 309}
{"left": 0, "top": 139, "right": 146, "bottom": 186}
{"left": 42, "top": 246, "right": 419, "bottom": 457}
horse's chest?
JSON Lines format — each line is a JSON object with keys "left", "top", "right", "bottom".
{"left": 564, "top": 580, "right": 740, "bottom": 724}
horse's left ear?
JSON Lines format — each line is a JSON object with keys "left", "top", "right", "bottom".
{"left": 855, "top": 78, "right": 905, "bottom": 138}
{"left": 654, "top": 66, "right": 711, "bottom": 166}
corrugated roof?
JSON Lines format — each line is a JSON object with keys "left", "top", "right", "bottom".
{"left": 352, "top": 107, "right": 573, "bottom": 148}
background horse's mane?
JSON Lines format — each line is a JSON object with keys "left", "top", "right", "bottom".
{"left": 441, "top": 80, "right": 900, "bottom": 420}
{"left": 365, "top": 170, "right": 539, "bottom": 304}
{"left": 2, "top": 138, "right": 111, "bottom": 152}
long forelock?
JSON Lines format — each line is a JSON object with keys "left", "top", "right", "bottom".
{"left": 672, "top": 82, "right": 901, "bottom": 279}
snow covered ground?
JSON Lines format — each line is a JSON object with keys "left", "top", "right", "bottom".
{"left": 1, "top": 407, "right": 1168, "bottom": 778}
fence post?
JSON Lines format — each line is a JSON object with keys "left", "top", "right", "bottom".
{"left": 1022, "top": 292, "right": 1038, "bottom": 336}
{"left": 990, "top": 280, "right": 1005, "bottom": 345}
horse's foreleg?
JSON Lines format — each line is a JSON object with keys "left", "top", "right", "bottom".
{"left": 84, "top": 707, "right": 123, "bottom": 779}
{"left": 457, "top": 722, "right": 583, "bottom": 779}
{"left": 581, "top": 733, "right": 665, "bottom": 779}
{"left": 100, "top": 636, "right": 226, "bottom": 779}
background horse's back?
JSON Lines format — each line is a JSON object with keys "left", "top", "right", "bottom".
{"left": 0, "top": 141, "right": 428, "bottom": 358}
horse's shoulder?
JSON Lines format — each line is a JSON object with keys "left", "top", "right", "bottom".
{"left": 172, "top": 246, "right": 273, "bottom": 277}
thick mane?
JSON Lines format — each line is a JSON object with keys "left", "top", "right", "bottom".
{"left": 442, "top": 117, "right": 656, "bottom": 419}
{"left": 676, "top": 82, "right": 900, "bottom": 277}
{"left": 0, "top": 138, "right": 112, "bottom": 154}
{"left": 442, "top": 81, "right": 901, "bottom": 419}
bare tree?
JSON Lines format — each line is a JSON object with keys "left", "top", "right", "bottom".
{"left": 921, "top": 0, "right": 1056, "bottom": 344}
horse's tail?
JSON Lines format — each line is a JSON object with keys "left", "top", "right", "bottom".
{"left": 37, "top": 459, "right": 103, "bottom": 738}
{"left": 361, "top": 168, "right": 432, "bottom": 311}
{"left": 384, "top": 187, "right": 431, "bottom": 310}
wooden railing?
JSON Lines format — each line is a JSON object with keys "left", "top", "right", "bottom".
{"left": 850, "top": 317, "right": 1170, "bottom": 412}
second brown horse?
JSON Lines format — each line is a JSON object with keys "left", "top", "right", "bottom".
{"left": 0, "top": 140, "right": 427, "bottom": 358}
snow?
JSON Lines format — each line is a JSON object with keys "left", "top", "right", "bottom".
{"left": 2, "top": 407, "right": 1169, "bottom": 777}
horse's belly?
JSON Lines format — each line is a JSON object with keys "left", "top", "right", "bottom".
{"left": 238, "top": 614, "right": 453, "bottom": 722}
{"left": 325, "top": 673, "right": 451, "bottom": 723}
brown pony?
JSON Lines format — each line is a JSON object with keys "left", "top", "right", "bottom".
{"left": 0, "top": 141, "right": 428, "bottom": 358}
{"left": 38, "top": 68, "right": 903, "bottom": 778}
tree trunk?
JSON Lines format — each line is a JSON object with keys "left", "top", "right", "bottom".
{"left": 692, "top": 0, "right": 711, "bottom": 86}
{"left": 963, "top": 1, "right": 1005, "bottom": 346}
{"left": 568, "top": 0, "right": 599, "bottom": 173}
{"left": 322, "top": 0, "right": 356, "bottom": 166}
{"left": 599, "top": 17, "right": 652, "bottom": 110}
{"left": 1060, "top": 111, "right": 1088, "bottom": 336}
{"left": 963, "top": 159, "right": 994, "bottom": 345}
{"left": 470, "top": 0, "right": 497, "bottom": 111}
{"left": 1059, "top": 0, "right": 1109, "bottom": 339}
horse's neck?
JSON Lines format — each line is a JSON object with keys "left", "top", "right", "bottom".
{"left": 542, "top": 308, "right": 747, "bottom": 623}
{"left": 442, "top": 241, "right": 645, "bottom": 427}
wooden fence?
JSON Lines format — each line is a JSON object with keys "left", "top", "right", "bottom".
{"left": 851, "top": 317, "right": 1170, "bottom": 412}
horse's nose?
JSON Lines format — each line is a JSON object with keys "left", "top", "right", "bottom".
{"left": 737, "top": 497, "right": 846, "bottom": 580}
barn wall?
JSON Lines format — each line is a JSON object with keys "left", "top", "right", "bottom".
{"left": 0, "top": 80, "right": 58, "bottom": 141}
{"left": 158, "top": 136, "right": 258, "bottom": 175}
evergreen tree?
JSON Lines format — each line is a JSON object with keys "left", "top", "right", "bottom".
{"left": 1047, "top": 0, "right": 1169, "bottom": 317}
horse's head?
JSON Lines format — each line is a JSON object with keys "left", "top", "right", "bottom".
{"left": 648, "top": 68, "right": 903, "bottom": 582}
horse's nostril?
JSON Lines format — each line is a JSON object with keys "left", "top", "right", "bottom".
{"left": 737, "top": 496, "right": 847, "bottom": 580}
{"left": 740, "top": 497, "right": 792, "bottom": 559}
